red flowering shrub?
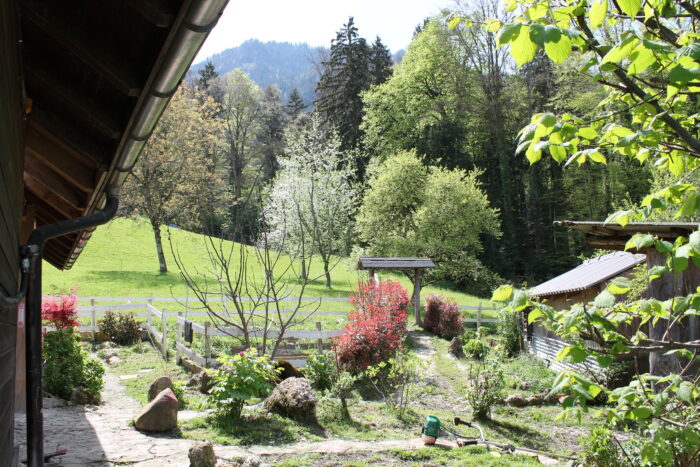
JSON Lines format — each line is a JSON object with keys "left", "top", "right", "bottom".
{"left": 42, "top": 293, "right": 79, "bottom": 330}
{"left": 335, "top": 280, "right": 409, "bottom": 372}
{"left": 423, "top": 293, "right": 464, "bottom": 339}
{"left": 423, "top": 293, "right": 442, "bottom": 333}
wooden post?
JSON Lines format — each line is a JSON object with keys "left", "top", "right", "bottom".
{"left": 161, "top": 308, "right": 168, "bottom": 359}
{"left": 476, "top": 302, "right": 482, "bottom": 330}
{"left": 368, "top": 268, "right": 375, "bottom": 284}
{"left": 90, "top": 298, "right": 97, "bottom": 341}
{"left": 147, "top": 294, "right": 153, "bottom": 333}
{"left": 315, "top": 321, "right": 323, "bottom": 353}
{"left": 414, "top": 269, "right": 423, "bottom": 326}
{"left": 204, "top": 321, "right": 211, "bottom": 368}
{"left": 176, "top": 312, "right": 183, "bottom": 362}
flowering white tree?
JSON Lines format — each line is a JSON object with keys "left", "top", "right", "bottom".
{"left": 263, "top": 117, "right": 358, "bottom": 288}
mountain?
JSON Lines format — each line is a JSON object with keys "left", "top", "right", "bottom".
{"left": 189, "top": 39, "right": 326, "bottom": 107}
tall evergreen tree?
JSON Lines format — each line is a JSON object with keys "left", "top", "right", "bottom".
{"left": 257, "top": 85, "right": 287, "bottom": 182}
{"left": 369, "top": 36, "right": 393, "bottom": 86}
{"left": 285, "top": 88, "right": 306, "bottom": 119}
{"left": 197, "top": 61, "right": 219, "bottom": 90}
{"left": 315, "top": 17, "right": 372, "bottom": 168}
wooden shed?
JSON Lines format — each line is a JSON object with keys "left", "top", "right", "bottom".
{"left": 0, "top": 1, "right": 228, "bottom": 464}
{"left": 527, "top": 251, "right": 645, "bottom": 372}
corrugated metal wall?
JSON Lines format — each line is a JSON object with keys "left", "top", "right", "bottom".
{"left": 0, "top": 0, "right": 23, "bottom": 463}
{"left": 530, "top": 335, "right": 602, "bottom": 374}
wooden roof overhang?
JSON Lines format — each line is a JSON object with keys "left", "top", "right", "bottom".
{"left": 19, "top": 0, "right": 228, "bottom": 269}
{"left": 555, "top": 220, "right": 698, "bottom": 250}
{"left": 357, "top": 257, "right": 436, "bottom": 270}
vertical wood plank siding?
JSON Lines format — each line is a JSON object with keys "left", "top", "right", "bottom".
{"left": 0, "top": 0, "right": 23, "bottom": 463}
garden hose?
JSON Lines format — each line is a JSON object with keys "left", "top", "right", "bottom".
{"left": 421, "top": 416, "right": 577, "bottom": 461}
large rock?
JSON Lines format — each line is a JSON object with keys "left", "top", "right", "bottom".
{"left": 448, "top": 337, "right": 465, "bottom": 359}
{"left": 148, "top": 376, "right": 173, "bottom": 401}
{"left": 188, "top": 441, "right": 216, "bottom": 467}
{"left": 134, "top": 388, "right": 178, "bottom": 432}
{"left": 505, "top": 393, "right": 528, "bottom": 407}
{"left": 187, "top": 371, "right": 213, "bottom": 394}
{"left": 263, "top": 377, "right": 317, "bottom": 423}
{"left": 241, "top": 455, "right": 271, "bottom": 467}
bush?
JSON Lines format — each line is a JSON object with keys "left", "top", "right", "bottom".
{"left": 208, "top": 348, "right": 280, "bottom": 420}
{"left": 364, "top": 351, "right": 426, "bottom": 420}
{"left": 304, "top": 351, "right": 336, "bottom": 392}
{"left": 98, "top": 311, "right": 142, "bottom": 345}
{"left": 465, "top": 363, "right": 504, "bottom": 420}
{"left": 579, "top": 426, "right": 628, "bottom": 467}
{"left": 496, "top": 308, "right": 523, "bottom": 356}
{"left": 462, "top": 337, "right": 488, "bottom": 360}
{"left": 423, "top": 293, "right": 464, "bottom": 339}
{"left": 42, "top": 293, "right": 104, "bottom": 402}
{"left": 335, "top": 281, "right": 409, "bottom": 373}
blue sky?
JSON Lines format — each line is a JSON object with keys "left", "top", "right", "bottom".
{"left": 195, "top": 0, "right": 453, "bottom": 63}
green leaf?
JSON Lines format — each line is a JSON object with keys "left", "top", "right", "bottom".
{"left": 549, "top": 144, "right": 567, "bottom": 162}
{"left": 631, "top": 407, "right": 652, "bottom": 419}
{"left": 669, "top": 66, "right": 700, "bottom": 87}
{"left": 589, "top": 0, "right": 608, "bottom": 29}
{"left": 608, "top": 277, "right": 633, "bottom": 294}
{"left": 677, "top": 381, "right": 694, "bottom": 402}
{"left": 676, "top": 193, "right": 700, "bottom": 218}
{"left": 511, "top": 25, "right": 538, "bottom": 67}
{"left": 617, "top": 0, "right": 641, "bottom": 17}
{"left": 601, "top": 36, "right": 639, "bottom": 64}
{"left": 594, "top": 290, "right": 615, "bottom": 308}
{"left": 448, "top": 16, "right": 461, "bottom": 30}
{"left": 492, "top": 285, "right": 514, "bottom": 302}
{"left": 628, "top": 48, "right": 656, "bottom": 75}
{"left": 577, "top": 127, "right": 598, "bottom": 139}
{"left": 544, "top": 34, "right": 572, "bottom": 64}
{"left": 499, "top": 23, "right": 523, "bottom": 45}
{"left": 596, "top": 355, "right": 613, "bottom": 367}
{"left": 526, "top": 2, "right": 549, "bottom": 20}
{"left": 558, "top": 345, "right": 588, "bottom": 363}
{"left": 539, "top": 113, "right": 558, "bottom": 127}
{"left": 529, "top": 24, "right": 562, "bottom": 47}
{"left": 689, "top": 231, "right": 700, "bottom": 250}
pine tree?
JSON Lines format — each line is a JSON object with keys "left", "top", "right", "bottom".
{"left": 257, "top": 85, "right": 287, "bottom": 182}
{"left": 369, "top": 36, "right": 393, "bottom": 86}
{"left": 197, "top": 61, "right": 219, "bottom": 90}
{"left": 285, "top": 88, "right": 306, "bottom": 119}
{"left": 315, "top": 17, "right": 372, "bottom": 158}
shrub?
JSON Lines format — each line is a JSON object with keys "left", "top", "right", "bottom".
{"left": 171, "top": 381, "right": 187, "bottom": 410}
{"left": 423, "top": 293, "right": 464, "bottom": 339}
{"left": 579, "top": 426, "right": 628, "bottom": 467}
{"left": 364, "top": 351, "right": 426, "bottom": 420}
{"left": 98, "top": 311, "right": 142, "bottom": 345}
{"left": 304, "top": 351, "right": 336, "bottom": 392}
{"left": 42, "top": 293, "right": 104, "bottom": 402}
{"left": 335, "top": 281, "right": 409, "bottom": 373}
{"left": 208, "top": 348, "right": 280, "bottom": 420}
{"left": 496, "top": 308, "right": 523, "bottom": 356}
{"left": 465, "top": 363, "right": 504, "bottom": 420}
{"left": 462, "top": 337, "right": 488, "bottom": 360}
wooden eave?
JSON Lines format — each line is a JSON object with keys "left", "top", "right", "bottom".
{"left": 554, "top": 220, "right": 698, "bottom": 251}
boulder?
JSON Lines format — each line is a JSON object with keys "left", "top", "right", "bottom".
{"left": 188, "top": 441, "right": 216, "bottom": 467}
{"left": 448, "top": 337, "right": 465, "bottom": 359}
{"left": 134, "top": 388, "right": 178, "bottom": 432}
{"left": 107, "top": 355, "right": 121, "bottom": 366}
{"left": 526, "top": 394, "right": 544, "bottom": 406}
{"left": 187, "top": 371, "right": 213, "bottom": 394}
{"left": 148, "top": 376, "right": 173, "bottom": 401}
{"left": 70, "top": 387, "right": 99, "bottom": 405}
{"left": 241, "top": 455, "right": 271, "bottom": 467}
{"left": 99, "top": 341, "right": 114, "bottom": 349}
{"left": 263, "top": 377, "right": 317, "bottom": 423}
{"left": 505, "top": 393, "right": 528, "bottom": 407}
{"left": 275, "top": 360, "right": 304, "bottom": 381}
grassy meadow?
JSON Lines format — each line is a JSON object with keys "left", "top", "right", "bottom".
{"left": 44, "top": 217, "right": 492, "bottom": 311}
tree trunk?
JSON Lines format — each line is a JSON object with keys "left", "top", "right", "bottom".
{"left": 151, "top": 221, "right": 168, "bottom": 273}
{"left": 323, "top": 257, "right": 331, "bottom": 288}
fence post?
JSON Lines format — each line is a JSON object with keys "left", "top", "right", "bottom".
{"left": 204, "top": 321, "right": 211, "bottom": 368}
{"left": 161, "top": 308, "right": 168, "bottom": 359}
{"left": 315, "top": 322, "right": 323, "bottom": 353}
{"left": 176, "top": 312, "right": 183, "bottom": 363}
{"left": 476, "top": 302, "right": 482, "bottom": 330}
{"left": 90, "top": 298, "right": 97, "bottom": 341}
{"left": 147, "top": 294, "right": 153, "bottom": 333}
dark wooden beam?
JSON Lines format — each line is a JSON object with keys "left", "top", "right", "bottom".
{"left": 23, "top": 5, "right": 142, "bottom": 96}
{"left": 126, "top": 0, "right": 176, "bottom": 28}
{"left": 25, "top": 122, "right": 96, "bottom": 193}
{"left": 23, "top": 174, "right": 82, "bottom": 220}
{"left": 24, "top": 63, "right": 123, "bottom": 140}
{"left": 24, "top": 152, "right": 86, "bottom": 210}
{"left": 30, "top": 108, "right": 111, "bottom": 170}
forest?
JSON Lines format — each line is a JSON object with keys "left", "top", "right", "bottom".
{"left": 122, "top": 0, "right": 692, "bottom": 295}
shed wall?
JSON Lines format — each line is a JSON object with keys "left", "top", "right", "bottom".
{"left": 0, "top": 0, "right": 23, "bottom": 463}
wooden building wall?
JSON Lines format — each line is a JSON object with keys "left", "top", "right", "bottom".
{"left": 0, "top": 0, "right": 24, "bottom": 463}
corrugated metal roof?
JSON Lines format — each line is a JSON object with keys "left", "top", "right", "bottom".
{"left": 529, "top": 251, "right": 645, "bottom": 297}
{"left": 357, "top": 257, "right": 435, "bottom": 270}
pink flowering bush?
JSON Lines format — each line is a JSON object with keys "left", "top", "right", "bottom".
{"left": 335, "top": 280, "right": 409, "bottom": 373}
{"left": 41, "top": 292, "right": 79, "bottom": 330}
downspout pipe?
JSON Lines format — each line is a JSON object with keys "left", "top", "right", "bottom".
{"left": 22, "top": 187, "right": 120, "bottom": 467}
